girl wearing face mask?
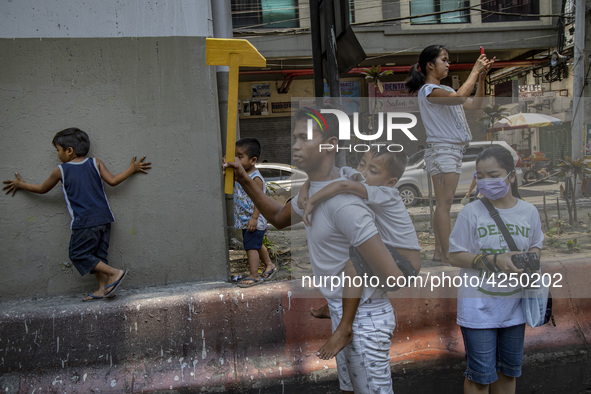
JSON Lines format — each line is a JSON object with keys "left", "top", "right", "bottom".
{"left": 448, "top": 146, "right": 544, "bottom": 394}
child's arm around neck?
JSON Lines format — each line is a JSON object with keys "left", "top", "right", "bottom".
{"left": 302, "top": 180, "right": 367, "bottom": 226}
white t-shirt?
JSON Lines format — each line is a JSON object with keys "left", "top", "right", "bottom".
{"left": 418, "top": 84, "right": 471, "bottom": 144}
{"left": 449, "top": 198, "right": 544, "bottom": 328}
{"left": 340, "top": 167, "right": 420, "bottom": 251}
{"left": 293, "top": 177, "right": 382, "bottom": 303}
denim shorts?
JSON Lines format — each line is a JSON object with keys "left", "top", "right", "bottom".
{"left": 242, "top": 228, "right": 265, "bottom": 250}
{"left": 424, "top": 143, "right": 464, "bottom": 176}
{"left": 69, "top": 223, "right": 111, "bottom": 276}
{"left": 460, "top": 324, "right": 526, "bottom": 385}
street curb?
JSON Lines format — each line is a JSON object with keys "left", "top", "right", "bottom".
{"left": 1, "top": 259, "right": 590, "bottom": 392}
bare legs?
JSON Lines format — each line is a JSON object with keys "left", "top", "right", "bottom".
{"left": 491, "top": 373, "right": 516, "bottom": 394}
{"left": 316, "top": 261, "right": 360, "bottom": 360}
{"left": 431, "top": 172, "right": 460, "bottom": 264}
{"left": 82, "top": 261, "right": 125, "bottom": 301}
{"left": 238, "top": 246, "right": 276, "bottom": 286}
{"left": 310, "top": 304, "right": 331, "bottom": 318}
{"left": 259, "top": 245, "right": 276, "bottom": 276}
{"left": 464, "top": 373, "right": 516, "bottom": 394}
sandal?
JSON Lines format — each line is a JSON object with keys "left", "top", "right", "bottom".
{"left": 82, "top": 292, "right": 104, "bottom": 302}
{"left": 261, "top": 267, "right": 277, "bottom": 281}
{"left": 237, "top": 277, "right": 263, "bottom": 288}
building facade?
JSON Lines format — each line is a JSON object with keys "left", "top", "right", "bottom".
{"left": 232, "top": 0, "right": 577, "bottom": 165}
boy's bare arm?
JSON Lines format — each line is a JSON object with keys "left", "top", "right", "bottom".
{"left": 296, "top": 179, "right": 310, "bottom": 209}
{"left": 224, "top": 160, "right": 297, "bottom": 229}
{"left": 3, "top": 167, "right": 62, "bottom": 196}
{"left": 303, "top": 180, "right": 367, "bottom": 226}
{"left": 97, "top": 156, "right": 151, "bottom": 187}
{"left": 396, "top": 247, "right": 421, "bottom": 274}
{"left": 355, "top": 234, "right": 405, "bottom": 281}
{"left": 247, "top": 177, "right": 265, "bottom": 232}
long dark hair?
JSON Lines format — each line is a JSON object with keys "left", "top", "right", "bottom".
{"left": 476, "top": 146, "right": 521, "bottom": 199}
{"left": 406, "top": 45, "right": 447, "bottom": 93}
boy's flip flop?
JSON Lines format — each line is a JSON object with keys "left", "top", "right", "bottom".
{"left": 105, "top": 270, "right": 128, "bottom": 297}
{"left": 237, "top": 277, "right": 263, "bottom": 288}
{"left": 261, "top": 267, "right": 277, "bottom": 281}
{"left": 82, "top": 293, "right": 104, "bottom": 302}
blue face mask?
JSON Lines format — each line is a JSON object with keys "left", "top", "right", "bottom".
{"left": 476, "top": 173, "right": 511, "bottom": 200}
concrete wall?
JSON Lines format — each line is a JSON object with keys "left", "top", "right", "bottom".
{"left": 0, "top": 0, "right": 213, "bottom": 38}
{"left": 0, "top": 36, "right": 229, "bottom": 298}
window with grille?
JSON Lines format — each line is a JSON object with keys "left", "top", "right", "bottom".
{"left": 481, "top": 0, "right": 539, "bottom": 23}
{"left": 232, "top": 0, "right": 299, "bottom": 29}
{"left": 410, "top": 0, "right": 470, "bottom": 24}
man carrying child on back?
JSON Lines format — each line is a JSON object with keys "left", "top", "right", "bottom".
{"left": 298, "top": 146, "right": 421, "bottom": 360}
{"left": 225, "top": 107, "right": 416, "bottom": 393}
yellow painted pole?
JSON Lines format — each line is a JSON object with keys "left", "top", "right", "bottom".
{"left": 224, "top": 53, "right": 239, "bottom": 194}
{"left": 205, "top": 38, "right": 266, "bottom": 195}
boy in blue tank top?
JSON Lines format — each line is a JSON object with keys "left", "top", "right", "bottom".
{"left": 3, "top": 128, "right": 150, "bottom": 301}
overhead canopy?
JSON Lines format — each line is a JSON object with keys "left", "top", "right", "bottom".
{"left": 490, "top": 112, "right": 563, "bottom": 131}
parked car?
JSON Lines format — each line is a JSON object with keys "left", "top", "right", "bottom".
{"left": 256, "top": 163, "right": 308, "bottom": 204}
{"left": 397, "top": 141, "right": 523, "bottom": 206}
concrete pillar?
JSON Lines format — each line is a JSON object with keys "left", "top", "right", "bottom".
{"left": 211, "top": 0, "right": 240, "bottom": 247}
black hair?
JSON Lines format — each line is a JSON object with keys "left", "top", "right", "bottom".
{"left": 293, "top": 105, "right": 340, "bottom": 141}
{"left": 406, "top": 45, "right": 448, "bottom": 93}
{"left": 52, "top": 128, "right": 90, "bottom": 156}
{"left": 236, "top": 137, "right": 261, "bottom": 160}
{"left": 368, "top": 147, "right": 408, "bottom": 180}
{"left": 476, "top": 146, "right": 521, "bottom": 199}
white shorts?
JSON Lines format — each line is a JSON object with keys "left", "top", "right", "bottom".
{"left": 330, "top": 299, "right": 396, "bottom": 393}
{"left": 424, "top": 143, "right": 464, "bottom": 176}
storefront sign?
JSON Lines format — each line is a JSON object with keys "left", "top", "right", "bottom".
{"left": 251, "top": 83, "right": 271, "bottom": 98}
{"left": 323, "top": 81, "right": 360, "bottom": 114}
{"left": 369, "top": 82, "right": 419, "bottom": 112}
{"left": 271, "top": 101, "right": 297, "bottom": 113}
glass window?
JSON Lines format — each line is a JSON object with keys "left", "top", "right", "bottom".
{"left": 232, "top": 0, "right": 299, "bottom": 29}
{"left": 481, "top": 0, "right": 539, "bottom": 23}
{"left": 410, "top": 0, "right": 470, "bottom": 24}
{"left": 407, "top": 151, "right": 425, "bottom": 167}
{"left": 258, "top": 168, "right": 282, "bottom": 181}
{"left": 462, "top": 147, "right": 482, "bottom": 162}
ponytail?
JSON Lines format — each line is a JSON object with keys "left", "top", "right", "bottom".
{"left": 406, "top": 63, "right": 425, "bottom": 93}
{"left": 510, "top": 175, "right": 522, "bottom": 199}
{"left": 406, "top": 45, "right": 448, "bottom": 94}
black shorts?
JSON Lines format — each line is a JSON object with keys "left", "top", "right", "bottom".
{"left": 69, "top": 223, "right": 111, "bottom": 276}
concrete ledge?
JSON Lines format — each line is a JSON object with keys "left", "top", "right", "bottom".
{"left": 1, "top": 259, "right": 590, "bottom": 392}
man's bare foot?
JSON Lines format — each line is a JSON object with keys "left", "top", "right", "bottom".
{"left": 316, "top": 326, "right": 352, "bottom": 360}
{"left": 310, "top": 303, "right": 331, "bottom": 319}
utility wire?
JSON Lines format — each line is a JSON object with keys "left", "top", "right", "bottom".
{"left": 233, "top": 3, "right": 565, "bottom": 33}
